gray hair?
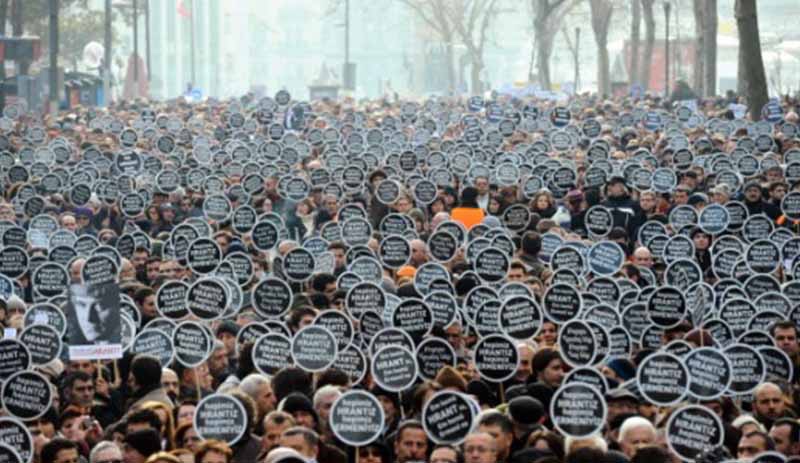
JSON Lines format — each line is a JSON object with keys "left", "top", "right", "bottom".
{"left": 312, "top": 385, "right": 341, "bottom": 409}
{"left": 619, "top": 416, "right": 656, "bottom": 443}
{"left": 89, "top": 441, "right": 121, "bottom": 463}
{"left": 240, "top": 373, "right": 271, "bottom": 400}
{"left": 732, "top": 414, "right": 767, "bottom": 433}
{"left": 564, "top": 435, "right": 607, "bottom": 455}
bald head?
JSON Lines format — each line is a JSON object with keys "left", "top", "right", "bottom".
{"left": 754, "top": 382, "right": 786, "bottom": 424}
{"left": 431, "top": 212, "right": 451, "bottom": 230}
{"left": 632, "top": 247, "right": 653, "bottom": 268}
{"left": 410, "top": 239, "right": 428, "bottom": 266}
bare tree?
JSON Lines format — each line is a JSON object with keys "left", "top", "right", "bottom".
{"left": 590, "top": 0, "right": 614, "bottom": 97}
{"left": 640, "top": 0, "right": 655, "bottom": 91}
{"left": 735, "top": 0, "right": 767, "bottom": 119}
{"left": 0, "top": 0, "right": 7, "bottom": 109}
{"left": 692, "top": 0, "right": 704, "bottom": 95}
{"left": 561, "top": 26, "right": 580, "bottom": 92}
{"left": 702, "top": 0, "right": 717, "bottom": 96}
{"left": 691, "top": 0, "right": 717, "bottom": 97}
{"left": 629, "top": 0, "right": 641, "bottom": 86}
{"left": 531, "top": 0, "right": 579, "bottom": 91}
{"left": 399, "top": 0, "right": 458, "bottom": 93}
{"left": 447, "top": 0, "right": 502, "bottom": 95}
{"left": 400, "top": 0, "right": 502, "bottom": 95}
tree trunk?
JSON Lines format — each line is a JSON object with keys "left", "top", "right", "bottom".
{"left": 528, "top": 37, "right": 536, "bottom": 82}
{"left": 629, "top": 0, "right": 641, "bottom": 86}
{"left": 703, "top": 0, "right": 717, "bottom": 96}
{"left": 0, "top": 0, "right": 8, "bottom": 111}
{"left": 736, "top": 0, "right": 767, "bottom": 119}
{"left": 692, "top": 0, "right": 705, "bottom": 96}
{"left": 591, "top": 0, "right": 613, "bottom": 97}
{"left": 534, "top": 14, "right": 553, "bottom": 90}
{"left": 445, "top": 38, "right": 456, "bottom": 95}
{"left": 640, "top": 0, "right": 655, "bottom": 91}
{"left": 574, "top": 30, "right": 580, "bottom": 92}
{"left": 470, "top": 56, "right": 483, "bottom": 95}
{"left": 597, "top": 39, "right": 610, "bottom": 96}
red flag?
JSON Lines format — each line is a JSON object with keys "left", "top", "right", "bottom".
{"left": 177, "top": 0, "right": 191, "bottom": 18}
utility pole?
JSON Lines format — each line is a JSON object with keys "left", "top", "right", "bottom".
{"left": 132, "top": 0, "right": 139, "bottom": 98}
{"left": 103, "top": 0, "right": 111, "bottom": 106}
{"left": 663, "top": 1, "right": 670, "bottom": 97}
{"left": 49, "top": 0, "right": 59, "bottom": 114}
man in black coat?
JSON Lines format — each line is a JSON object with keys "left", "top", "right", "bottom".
{"left": 601, "top": 176, "right": 644, "bottom": 240}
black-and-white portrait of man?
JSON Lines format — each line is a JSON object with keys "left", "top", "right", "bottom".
{"left": 66, "top": 282, "right": 120, "bottom": 358}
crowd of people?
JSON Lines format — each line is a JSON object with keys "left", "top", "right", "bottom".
{"left": 0, "top": 87, "right": 799, "bottom": 463}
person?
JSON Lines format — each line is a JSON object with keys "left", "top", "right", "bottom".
{"left": 194, "top": 440, "right": 234, "bottom": 463}
{"left": 264, "top": 447, "right": 309, "bottom": 463}
{"left": 632, "top": 247, "right": 654, "bottom": 269}
{"left": 429, "top": 445, "right": 461, "bottom": 463}
{"left": 601, "top": 176, "right": 641, "bottom": 239}
{"left": 451, "top": 187, "right": 485, "bottom": 230}
{"left": 359, "top": 442, "right": 391, "bottom": 463}
{"left": 753, "top": 383, "right": 789, "bottom": 429}
{"left": 513, "top": 344, "right": 534, "bottom": 384}
{"left": 518, "top": 232, "right": 546, "bottom": 280}
{"left": 124, "top": 429, "right": 162, "bottom": 463}
{"left": 463, "top": 432, "right": 497, "bottom": 463}
{"left": 618, "top": 416, "right": 656, "bottom": 459}
{"left": 394, "top": 420, "right": 429, "bottom": 463}
{"left": 526, "top": 430, "right": 564, "bottom": 460}
{"left": 262, "top": 411, "right": 296, "bottom": 455}
{"left": 42, "top": 439, "right": 80, "bottom": 463}
{"left": 605, "top": 389, "right": 639, "bottom": 426}
{"left": 477, "top": 411, "right": 513, "bottom": 463}
{"left": 737, "top": 431, "right": 775, "bottom": 461}
{"left": 470, "top": 176, "right": 489, "bottom": 209}
{"left": 279, "top": 427, "right": 319, "bottom": 461}
{"left": 771, "top": 321, "right": 800, "bottom": 379}
{"left": 128, "top": 355, "right": 173, "bottom": 409}
{"left": 145, "top": 452, "right": 182, "bottom": 463}
{"left": 161, "top": 368, "right": 180, "bottom": 401}
{"left": 312, "top": 385, "right": 341, "bottom": 442}
{"left": 742, "top": 181, "right": 780, "bottom": 220}
{"left": 769, "top": 418, "right": 800, "bottom": 457}
{"left": 630, "top": 446, "right": 671, "bottom": 463}
{"left": 90, "top": 441, "right": 124, "bottom": 463}
{"left": 175, "top": 423, "right": 202, "bottom": 453}
{"left": 240, "top": 373, "right": 277, "bottom": 425}
{"left": 531, "top": 349, "right": 564, "bottom": 389}
{"left": 530, "top": 191, "right": 557, "bottom": 219}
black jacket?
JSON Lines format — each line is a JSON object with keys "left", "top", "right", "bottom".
{"left": 601, "top": 195, "right": 643, "bottom": 239}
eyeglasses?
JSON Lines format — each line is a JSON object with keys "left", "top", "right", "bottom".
{"left": 464, "top": 446, "right": 494, "bottom": 454}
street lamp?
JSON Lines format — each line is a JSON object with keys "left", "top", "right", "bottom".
{"left": 663, "top": 1, "right": 671, "bottom": 98}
